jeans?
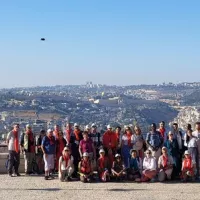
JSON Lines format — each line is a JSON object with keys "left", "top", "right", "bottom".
{"left": 8, "top": 150, "right": 20, "bottom": 174}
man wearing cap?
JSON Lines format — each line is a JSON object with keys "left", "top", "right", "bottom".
{"left": 89, "top": 123, "right": 102, "bottom": 159}
{"left": 97, "top": 149, "right": 110, "bottom": 182}
{"left": 41, "top": 129, "right": 56, "bottom": 180}
{"left": 158, "top": 147, "right": 174, "bottom": 182}
{"left": 7, "top": 123, "right": 21, "bottom": 177}
{"left": 181, "top": 150, "right": 195, "bottom": 182}
{"left": 146, "top": 123, "right": 163, "bottom": 162}
{"left": 58, "top": 146, "right": 74, "bottom": 182}
{"left": 103, "top": 125, "right": 118, "bottom": 167}
{"left": 20, "top": 124, "right": 35, "bottom": 175}
{"left": 71, "top": 123, "right": 83, "bottom": 146}
{"left": 78, "top": 152, "right": 93, "bottom": 183}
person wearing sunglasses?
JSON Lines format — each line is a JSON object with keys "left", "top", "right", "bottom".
{"left": 58, "top": 146, "right": 74, "bottom": 182}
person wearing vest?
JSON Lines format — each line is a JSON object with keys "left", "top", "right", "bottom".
{"left": 72, "top": 123, "right": 83, "bottom": 146}
{"left": 58, "top": 146, "right": 74, "bottom": 182}
{"left": 181, "top": 150, "right": 195, "bottom": 182}
{"left": 192, "top": 121, "right": 200, "bottom": 180}
{"left": 128, "top": 149, "right": 142, "bottom": 181}
{"left": 164, "top": 132, "right": 180, "bottom": 179}
{"left": 7, "top": 124, "right": 21, "bottom": 177}
{"left": 146, "top": 123, "right": 163, "bottom": 162}
{"left": 55, "top": 131, "right": 67, "bottom": 172}
{"left": 103, "top": 125, "right": 118, "bottom": 168}
{"left": 66, "top": 122, "right": 73, "bottom": 145}
{"left": 115, "top": 126, "right": 122, "bottom": 154}
{"left": 157, "top": 121, "right": 168, "bottom": 143}
{"left": 35, "top": 129, "right": 46, "bottom": 174}
{"left": 111, "top": 154, "right": 126, "bottom": 181}
{"left": 121, "top": 126, "right": 132, "bottom": 168}
{"left": 140, "top": 150, "right": 157, "bottom": 182}
{"left": 158, "top": 147, "right": 174, "bottom": 182}
{"left": 20, "top": 124, "right": 35, "bottom": 175}
{"left": 78, "top": 152, "right": 93, "bottom": 183}
{"left": 41, "top": 129, "right": 56, "bottom": 180}
{"left": 97, "top": 149, "right": 110, "bottom": 182}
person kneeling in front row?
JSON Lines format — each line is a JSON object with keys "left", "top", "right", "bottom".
{"left": 97, "top": 148, "right": 110, "bottom": 182}
{"left": 158, "top": 147, "right": 174, "bottom": 182}
{"left": 59, "top": 146, "right": 74, "bottom": 182}
{"left": 78, "top": 152, "right": 93, "bottom": 183}
{"left": 181, "top": 150, "right": 195, "bottom": 182}
{"left": 111, "top": 154, "right": 126, "bottom": 181}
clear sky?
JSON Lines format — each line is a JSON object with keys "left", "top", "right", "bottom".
{"left": 0, "top": 0, "right": 200, "bottom": 88}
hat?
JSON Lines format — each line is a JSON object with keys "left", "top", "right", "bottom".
{"left": 47, "top": 129, "right": 53, "bottom": 133}
{"left": 130, "top": 149, "right": 137, "bottom": 155}
{"left": 162, "top": 146, "right": 167, "bottom": 151}
{"left": 115, "top": 154, "right": 121, "bottom": 158}
{"left": 83, "top": 152, "right": 89, "bottom": 157}
{"left": 168, "top": 131, "right": 173, "bottom": 135}
{"left": 74, "top": 123, "right": 79, "bottom": 127}
{"left": 64, "top": 147, "right": 69, "bottom": 151}
{"left": 99, "top": 149, "right": 105, "bottom": 154}
{"left": 184, "top": 150, "right": 190, "bottom": 155}
{"left": 26, "top": 124, "right": 31, "bottom": 129}
{"left": 107, "top": 125, "right": 112, "bottom": 129}
{"left": 91, "top": 123, "right": 97, "bottom": 127}
{"left": 85, "top": 125, "right": 90, "bottom": 129}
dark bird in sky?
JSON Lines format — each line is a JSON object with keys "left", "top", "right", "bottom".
{"left": 41, "top": 38, "right": 45, "bottom": 41}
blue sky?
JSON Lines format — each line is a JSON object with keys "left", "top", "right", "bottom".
{"left": 0, "top": 0, "right": 200, "bottom": 88}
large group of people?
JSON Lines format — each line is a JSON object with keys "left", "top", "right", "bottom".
{"left": 6, "top": 121, "right": 200, "bottom": 183}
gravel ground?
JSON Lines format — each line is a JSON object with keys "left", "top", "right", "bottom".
{"left": 0, "top": 174, "right": 200, "bottom": 200}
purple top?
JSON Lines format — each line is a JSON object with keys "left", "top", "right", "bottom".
{"left": 79, "top": 138, "right": 93, "bottom": 153}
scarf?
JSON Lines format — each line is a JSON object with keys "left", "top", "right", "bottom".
{"left": 66, "top": 129, "right": 72, "bottom": 143}
{"left": 99, "top": 156, "right": 105, "bottom": 169}
{"left": 13, "top": 130, "right": 19, "bottom": 153}
{"left": 159, "top": 128, "right": 165, "bottom": 138}
{"left": 74, "top": 129, "right": 80, "bottom": 141}
{"left": 81, "top": 159, "right": 91, "bottom": 173}
{"left": 59, "top": 138, "right": 65, "bottom": 154}
{"left": 163, "top": 155, "right": 168, "bottom": 168}
{"left": 48, "top": 136, "right": 54, "bottom": 145}
{"left": 26, "top": 130, "right": 35, "bottom": 152}
{"left": 127, "top": 131, "right": 132, "bottom": 146}
{"left": 183, "top": 157, "right": 192, "bottom": 169}
{"left": 63, "top": 155, "right": 70, "bottom": 167}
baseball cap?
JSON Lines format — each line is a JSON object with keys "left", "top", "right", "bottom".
{"left": 115, "top": 154, "right": 121, "bottom": 158}
{"left": 99, "top": 149, "right": 105, "bottom": 154}
{"left": 83, "top": 152, "right": 89, "bottom": 157}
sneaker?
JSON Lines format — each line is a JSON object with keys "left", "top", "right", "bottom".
{"left": 44, "top": 176, "right": 49, "bottom": 180}
{"left": 8, "top": 173, "right": 12, "bottom": 177}
{"left": 16, "top": 173, "right": 21, "bottom": 176}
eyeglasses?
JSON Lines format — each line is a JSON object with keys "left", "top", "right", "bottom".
{"left": 65, "top": 149, "right": 69, "bottom": 152}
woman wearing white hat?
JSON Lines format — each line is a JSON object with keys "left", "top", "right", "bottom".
{"left": 181, "top": 150, "right": 195, "bottom": 182}
{"left": 97, "top": 149, "right": 110, "bottom": 182}
{"left": 78, "top": 152, "right": 93, "bottom": 183}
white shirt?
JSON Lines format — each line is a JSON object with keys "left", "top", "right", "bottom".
{"left": 192, "top": 130, "right": 200, "bottom": 139}
{"left": 184, "top": 135, "right": 197, "bottom": 148}
{"left": 143, "top": 157, "right": 157, "bottom": 170}
{"left": 59, "top": 155, "right": 74, "bottom": 171}
{"left": 7, "top": 131, "right": 21, "bottom": 151}
{"left": 122, "top": 134, "right": 129, "bottom": 145}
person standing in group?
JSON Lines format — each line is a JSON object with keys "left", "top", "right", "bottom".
{"left": 192, "top": 122, "right": 200, "bottom": 180}
{"left": 66, "top": 122, "right": 73, "bottom": 145}
{"left": 89, "top": 123, "right": 102, "bottom": 159}
{"left": 41, "top": 129, "right": 56, "bottom": 180}
{"left": 164, "top": 132, "right": 180, "bottom": 179}
{"left": 158, "top": 147, "right": 174, "bottom": 182}
{"left": 146, "top": 123, "right": 163, "bottom": 162}
{"left": 157, "top": 121, "right": 168, "bottom": 143}
{"left": 58, "top": 146, "right": 74, "bottom": 182}
{"left": 171, "top": 123, "right": 184, "bottom": 173}
{"left": 102, "top": 125, "right": 118, "bottom": 168}
{"left": 131, "top": 125, "right": 144, "bottom": 159}
{"left": 115, "top": 126, "right": 122, "bottom": 154}
{"left": 35, "top": 129, "right": 46, "bottom": 174}
{"left": 55, "top": 132, "right": 67, "bottom": 172}
{"left": 53, "top": 125, "right": 60, "bottom": 139}
{"left": 20, "top": 124, "right": 35, "bottom": 175}
{"left": 121, "top": 126, "right": 132, "bottom": 168}
{"left": 7, "top": 124, "right": 21, "bottom": 177}
{"left": 72, "top": 123, "right": 83, "bottom": 146}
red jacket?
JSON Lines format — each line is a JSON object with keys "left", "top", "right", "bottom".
{"left": 103, "top": 131, "right": 117, "bottom": 149}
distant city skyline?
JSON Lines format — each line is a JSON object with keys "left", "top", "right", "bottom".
{"left": 0, "top": 0, "right": 200, "bottom": 88}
